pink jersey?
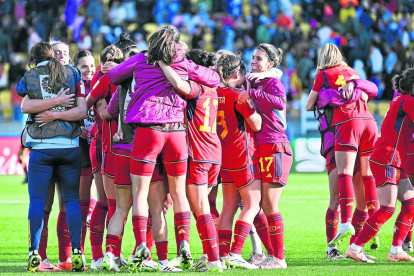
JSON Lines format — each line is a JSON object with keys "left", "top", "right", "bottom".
{"left": 248, "top": 77, "right": 288, "bottom": 145}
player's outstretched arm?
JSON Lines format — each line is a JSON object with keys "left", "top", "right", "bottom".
{"left": 158, "top": 60, "right": 191, "bottom": 95}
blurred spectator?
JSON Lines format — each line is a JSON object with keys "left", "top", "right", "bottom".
{"left": 0, "top": 28, "right": 11, "bottom": 63}
{"left": 77, "top": 28, "right": 92, "bottom": 51}
{"left": 134, "top": 33, "right": 147, "bottom": 51}
{"left": 8, "top": 54, "right": 25, "bottom": 122}
{"left": 109, "top": 1, "right": 127, "bottom": 26}
{"left": 353, "top": 59, "right": 367, "bottom": 80}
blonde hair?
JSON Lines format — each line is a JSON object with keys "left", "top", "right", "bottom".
{"left": 316, "top": 43, "right": 343, "bottom": 73}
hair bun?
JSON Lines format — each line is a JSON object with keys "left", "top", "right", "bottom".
{"left": 119, "top": 33, "right": 132, "bottom": 42}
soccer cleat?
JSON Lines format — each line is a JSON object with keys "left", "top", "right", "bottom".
{"left": 326, "top": 248, "right": 345, "bottom": 260}
{"left": 219, "top": 257, "right": 228, "bottom": 270}
{"left": 119, "top": 252, "right": 128, "bottom": 267}
{"left": 225, "top": 253, "right": 259, "bottom": 269}
{"left": 199, "top": 260, "right": 223, "bottom": 272}
{"left": 328, "top": 223, "right": 355, "bottom": 247}
{"left": 370, "top": 234, "right": 380, "bottom": 250}
{"left": 259, "top": 255, "right": 287, "bottom": 269}
{"left": 142, "top": 259, "right": 158, "bottom": 272}
{"left": 190, "top": 254, "right": 207, "bottom": 270}
{"left": 345, "top": 247, "right": 375, "bottom": 263}
{"left": 169, "top": 256, "right": 182, "bottom": 268}
{"left": 37, "top": 259, "right": 62, "bottom": 272}
{"left": 58, "top": 257, "right": 73, "bottom": 270}
{"left": 90, "top": 257, "right": 104, "bottom": 270}
{"left": 247, "top": 252, "right": 265, "bottom": 265}
{"left": 101, "top": 252, "right": 120, "bottom": 272}
{"left": 388, "top": 251, "right": 414, "bottom": 262}
{"left": 26, "top": 250, "right": 42, "bottom": 272}
{"left": 403, "top": 241, "right": 413, "bottom": 252}
{"left": 129, "top": 243, "right": 150, "bottom": 272}
{"left": 179, "top": 240, "right": 193, "bottom": 269}
{"left": 158, "top": 262, "right": 183, "bottom": 272}
{"left": 72, "top": 248, "right": 84, "bottom": 271}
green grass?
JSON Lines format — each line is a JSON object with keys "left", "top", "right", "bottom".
{"left": 0, "top": 173, "right": 412, "bottom": 275}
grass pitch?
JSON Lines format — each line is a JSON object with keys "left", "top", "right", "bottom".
{"left": 0, "top": 173, "right": 412, "bottom": 275}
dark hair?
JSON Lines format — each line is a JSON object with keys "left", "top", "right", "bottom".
{"left": 28, "top": 42, "right": 67, "bottom": 94}
{"left": 257, "top": 43, "right": 283, "bottom": 67}
{"left": 73, "top": 50, "right": 93, "bottom": 66}
{"left": 185, "top": 49, "right": 216, "bottom": 68}
{"left": 100, "top": 45, "right": 124, "bottom": 64}
{"left": 147, "top": 25, "right": 180, "bottom": 65}
{"left": 392, "top": 68, "right": 414, "bottom": 96}
{"left": 216, "top": 54, "right": 246, "bottom": 84}
{"left": 115, "top": 33, "right": 138, "bottom": 58}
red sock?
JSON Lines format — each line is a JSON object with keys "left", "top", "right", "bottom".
{"left": 338, "top": 174, "right": 354, "bottom": 223}
{"left": 362, "top": 176, "right": 379, "bottom": 217}
{"left": 267, "top": 213, "right": 284, "bottom": 260}
{"left": 174, "top": 221, "right": 180, "bottom": 256}
{"left": 80, "top": 200, "right": 90, "bottom": 254}
{"left": 146, "top": 212, "right": 154, "bottom": 259}
{"left": 325, "top": 208, "right": 339, "bottom": 246}
{"left": 155, "top": 241, "right": 168, "bottom": 261}
{"left": 230, "top": 220, "right": 251, "bottom": 255}
{"left": 57, "top": 211, "right": 72, "bottom": 262}
{"left": 354, "top": 206, "right": 395, "bottom": 247}
{"left": 405, "top": 224, "right": 413, "bottom": 243}
{"left": 107, "top": 199, "right": 116, "bottom": 224}
{"left": 393, "top": 198, "right": 414, "bottom": 246}
{"left": 105, "top": 234, "right": 119, "bottom": 254}
{"left": 196, "top": 214, "right": 219, "bottom": 262}
{"left": 218, "top": 230, "right": 232, "bottom": 257}
{"left": 253, "top": 211, "right": 274, "bottom": 255}
{"left": 209, "top": 200, "right": 220, "bottom": 227}
{"left": 132, "top": 216, "right": 147, "bottom": 252}
{"left": 174, "top": 212, "right": 191, "bottom": 244}
{"left": 39, "top": 210, "right": 50, "bottom": 260}
{"left": 90, "top": 202, "right": 108, "bottom": 260}
{"left": 88, "top": 199, "right": 97, "bottom": 220}
{"left": 350, "top": 208, "right": 368, "bottom": 245}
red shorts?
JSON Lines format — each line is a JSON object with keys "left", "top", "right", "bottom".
{"left": 101, "top": 151, "right": 116, "bottom": 177}
{"left": 81, "top": 167, "right": 93, "bottom": 177}
{"left": 90, "top": 138, "right": 102, "bottom": 174}
{"left": 370, "top": 161, "right": 408, "bottom": 187}
{"left": 325, "top": 149, "right": 361, "bottom": 175}
{"left": 335, "top": 119, "right": 378, "bottom": 155}
{"left": 220, "top": 163, "right": 261, "bottom": 189}
{"left": 115, "top": 153, "right": 164, "bottom": 185}
{"left": 258, "top": 143, "right": 293, "bottom": 185}
{"left": 186, "top": 157, "right": 220, "bottom": 187}
{"left": 130, "top": 127, "right": 188, "bottom": 177}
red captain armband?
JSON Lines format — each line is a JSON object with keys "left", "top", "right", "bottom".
{"left": 77, "top": 81, "right": 86, "bottom": 97}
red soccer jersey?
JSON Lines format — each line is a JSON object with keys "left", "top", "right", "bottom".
{"left": 312, "top": 64, "right": 374, "bottom": 125}
{"left": 217, "top": 86, "right": 258, "bottom": 170}
{"left": 89, "top": 73, "right": 118, "bottom": 153}
{"left": 186, "top": 81, "right": 221, "bottom": 164}
{"left": 370, "top": 94, "right": 414, "bottom": 169}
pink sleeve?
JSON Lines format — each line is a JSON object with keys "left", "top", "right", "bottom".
{"left": 248, "top": 79, "right": 285, "bottom": 110}
{"left": 352, "top": 79, "right": 378, "bottom": 102}
{"left": 317, "top": 87, "right": 362, "bottom": 109}
{"left": 184, "top": 59, "right": 220, "bottom": 88}
{"left": 108, "top": 53, "right": 142, "bottom": 85}
{"left": 107, "top": 88, "right": 120, "bottom": 118}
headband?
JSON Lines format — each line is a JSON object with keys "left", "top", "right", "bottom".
{"left": 229, "top": 60, "right": 244, "bottom": 74}
{"left": 257, "top": 46, "right": 273, "bottom": 62}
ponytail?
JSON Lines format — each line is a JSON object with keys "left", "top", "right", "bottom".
{"left": 392, "top": 68, "right": 414, "bottom": 96}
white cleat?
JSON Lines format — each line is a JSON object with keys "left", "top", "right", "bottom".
{"left": 329, "top": 223, "right": 355, "bottom": 247}
{"left": 247, "top": 252, "right": 265, "bottom": 265}
{"left": 142, "top": 259, "right": 158, "bottom": 272}
{"left": 219, "top": 257, "right": 228, "bottom": 270}
{"left": 90, "top": 257, "right": 104, "bottom": 270}
{"left": 259, "top": 255, "right": 287, "bottom": 269}
{"left": 199, "top": 260, "right": 223, "bottom": 272}
{"left": 225, "top": 253, "right": 259, "bottom": 269}
{"left": 191, "top": 254, "right": 208, "bottom": 270}
{"left": 169, "top": 256, "right": 182, "bottom": 268}
{"left": 159, "top": 262, "right": 183, "bottom": 272}
{"left": 101, "top": 252, "right": 120, "bottom": 272}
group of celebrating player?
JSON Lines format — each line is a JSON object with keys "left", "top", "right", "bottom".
{"left": 17, "top": 24, "right": 414, "bottom": 273}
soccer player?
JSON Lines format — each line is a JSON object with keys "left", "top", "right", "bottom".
{"left": 346, "top": 69, "right": 414, "bottom": 263}
{"left": 215, "top": 54, "right": 262, "bottom": 269}
{"left": 158, "top": 49, "right": 222, "bottom": 272}
{"left": 17, "top": 41, "right": 87, "bottom": 272}
{"left": 108, "top": 25, "right": 220, "bottom": 271}
{"left": 306, "top": 43, "right": 378, "bottom": 247}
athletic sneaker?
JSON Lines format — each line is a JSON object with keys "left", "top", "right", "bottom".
{"left": 345, "top": 247, "right": 375, "bottom": 263}
{"left": 142, "top": 259, "right": 158, "bottom": 272}
{"left": 101, "top": 252, "right": 120, "bottom": 272}
{"left": 403, "top": 241, "right": 413, "bottom": 252}
{"left": 120, "top": 252, "right": 128, "bottom": 267}
{"left": 129, "top": 243, "right": 150, "bottom": 272}
{"left": 199, "top": 260, "right": 223, "bottom": 272}
{"left": 329, "top": 223, "right": 355, "bottom": 247}
{"left": 225, "top": 253, "right": 259, "bottom": 269}
{"left": 326, "top": 248, "right": 345, "bottom": 260}
{"left": 219, "top": 257, "right": 227, "bottom": 270}
{"left": 387, "top": 251, "right": 414, "bottom": 262}
{"left": 37, "top": 259, "right": 61, "bottom": 272}
{"left": 90, "top": 257, "right": 104, "bottom": 270}
{"left": 26, "top": 250, "right": 42, "bottom": 272}
{"left": 169, "top": 256, "right": 182, "bottom": 268}
{"left": 247, "top": 252, "right": 265, "bottom": 265}
{"left": 191, "top": 254, "right": 207, "bottom": 270}
{"left": 158, "top": 262, "right": 183, "bottom": 272}
{"left": 259, "top": 255, "right": 287, "bottom": 269}
{"left": 179, "top": 240, "right": 193, "bottom": 269}
{"left": 58, "top": 258, "right": 73, "bottom": 270}
{"left": 72, "top": 248, "right": 84, "bottom": 271}
{"left": 370, "top": 234, "right": 380, "bottom": 250}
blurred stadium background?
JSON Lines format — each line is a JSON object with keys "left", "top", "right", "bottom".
{"left": 0, "top": 0, "right": 413, "bottom": 175}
